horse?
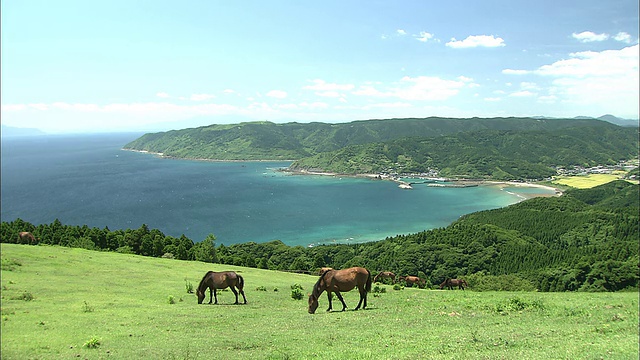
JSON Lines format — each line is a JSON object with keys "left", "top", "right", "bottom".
{"left": 308, "top": 267, "right": 371, "bottom": 314}
{"left": 439, "top": 278, "right": 468, "bottom": 290}
{"left": 399, "top": 275, "right": 425, "bottom": 288}
{"left": 373, "top": 271, "right": 396, "bottom": 284}
{"left": 196, "top": 271, "right": 247, "bottom": 305}
{"left": 18, "top": 232, "right": 36, "bottom": 245}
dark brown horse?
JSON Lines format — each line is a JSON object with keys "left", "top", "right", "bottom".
{"left": 18, "top": 231, "right": 36, "bottom": 244}
{"left": 439, "top": 278, "right": 468, "bottom": 290}
{"left": 399, "top": 275, "right": 425, "bottom": 288}
{"left": 308, "top": 267, "right": 371, "bottom": 314}
{"left": 196, "top": 271, "right": 247, "bottom": 304}
{"left": 373, "top": 271, "right": 396, "bottom": 284}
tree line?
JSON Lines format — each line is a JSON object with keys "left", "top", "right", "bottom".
{"left": 2, "top": 181, "right": 637, "bottom": 292}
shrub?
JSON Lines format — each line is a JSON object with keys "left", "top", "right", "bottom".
{"left": 393, "top": 284, "right": 404, "bottom": 291}
{"left": 82, "top": 301, "right": 94, "bottom": 313}
{"left": 185, "top": 280, "right": 194, "bottom": 294}
{"left": 255, "top": 286, "right": 267, "bottom": 291}
{"left": 168, "top": 295, "right": 176, "bottom": 304}
{"left": 83, "top": 337, "right": 100, "bottom": 349}
{"left": 291, "top": 283, "right": 304, "bottom": 300}
{"left": 11, "top": 292, "right": 33, "bottom": 301}
{"left": 372, "top": 285, "right": 386, "bottom": 294}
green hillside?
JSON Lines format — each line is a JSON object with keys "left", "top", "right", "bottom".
{"left": 123, "top": 117, "right": 623, "bottom": 161}
{"left": 290, "top": 126, "right": 638, "bottom": 179}
{"left": 1, "top": 244, "right": 637, "bottom": 359}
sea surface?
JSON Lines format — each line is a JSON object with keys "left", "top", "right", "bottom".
{"left": 1, "top": 133, "right": 554, "bottom": 246}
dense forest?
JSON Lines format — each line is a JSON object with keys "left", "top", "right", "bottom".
{"left": 290, "top": 126, "right": 638, "bottom": 179}
{"left": 123, "top": 117, "right": 638, "bottom": 181}
{"left": 2, "top": 181, "right": 637, "bottom": 292}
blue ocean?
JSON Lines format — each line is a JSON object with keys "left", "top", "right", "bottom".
{"left": 0, "top": 133, "right": 553, "bottom": 246}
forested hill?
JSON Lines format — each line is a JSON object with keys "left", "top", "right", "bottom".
{"left": 290, "top": 125, "right": 639, "bottom": 180}
{"left": 122, "top": 117, "right": 624, "bottom": 161}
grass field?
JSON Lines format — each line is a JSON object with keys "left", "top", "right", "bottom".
{"left": 551, "top": 173, "right": 630, "bottom": 189}
{"left": 1, "top": 243, "right": 638, "bottom": 359}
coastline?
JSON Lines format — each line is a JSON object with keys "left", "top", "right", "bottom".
{"left": 124, "top": 149, "right": 562, "bottom": 199}
{"left": 121, "top": 148, "right": 295, "bottom": 163}
{"left": 284, "top": 168, "right": 562, "bottom": 199}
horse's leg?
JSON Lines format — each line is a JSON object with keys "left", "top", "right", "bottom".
{"left": 230, "top": 286, "right": 239, "bottom": 304}
{"left": 213, "top": 289, "right": 218, "bottom": 304}
{"left": 239, "top": 288, "right": 247, "bottom": 304}
{"left": 334, "top": 291, "right": 348, "bottom": 312}
{"left": 208, "top": 288, "right": 213, "bottom": 304}
{"left": 326, "top": 291, "right": 333, "bottom": 312}
{"left": 354, "top": 286, "right": 365, "bottom": 310}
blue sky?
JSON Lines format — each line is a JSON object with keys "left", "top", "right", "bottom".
{"left": 2, "top": 1, "right": 638, "bottom": 133}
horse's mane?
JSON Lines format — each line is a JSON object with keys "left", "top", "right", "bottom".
{"left": 197, "top": 271, "right": 214, "bottom": 293}
{"left": 311, "top": 268, "right": 332, "bottom": 298}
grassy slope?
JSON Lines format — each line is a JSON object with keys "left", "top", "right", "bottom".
{"left": 1, "top": 244, "right": 638, "bottom": 360}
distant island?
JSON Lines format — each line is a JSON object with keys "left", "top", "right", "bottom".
{"left": 1, "top": 125, "right": 47, "bottom": 137}
{"left": 124, "top": 116, "right": 639, "bottom": 182}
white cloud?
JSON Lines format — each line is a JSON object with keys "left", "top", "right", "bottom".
{"left": 353, "top": 76, "right": 467, "bottom": 101}
{"left": 303, "top": 79, "right": 354, "bottom": 91}
{"left": 223, "top": 89, "right": 235, "bottom": 93}
{"left": 535, "top": 45, "right": 639, "bottom": 115}
{"left": 509, "top": 90, "right": 536, "bottom": 97}
{"left": 156, "top": 92, "right": 170, "bottom": 98}
{"left": 502, "top": 69, "right": 529, "bottom": 75}
{"left": 484, "top": 97, "right": 502, "bottom": 102}
{"left": 446, "top": 35, "right": 505, "bottom": 48}
{"left": 415, "top": 31, "right": 435, "bottom": 42}
{"left": 396, "top": 29, "right": 407, "bottom": 36}
{"left": 190, "top": 93, "right": 216, "bottom": 101}
{"left": 536, "top": 45, "right": 638, "bottom": 77}
{"left": 266, "top": 90, "right": 288, "bottom": 99}
{"left": 572, "top": 31, "right": 609, "bottom": 43}
{"left": 315, "top": 91, "right": 343, "bottom": 98}
{"left": 614, "top": 32, "right": 632, "bottom": 44}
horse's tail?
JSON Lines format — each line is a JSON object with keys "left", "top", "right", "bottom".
{"left": 236, "top": 274, "right": 245, "bottom": 290}
{"left": 365, "top": 269, "right": 372, "bottom": 293}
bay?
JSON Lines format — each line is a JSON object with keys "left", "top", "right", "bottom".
{"left": 0, "top": 133, "right": 553, "bottom": 246}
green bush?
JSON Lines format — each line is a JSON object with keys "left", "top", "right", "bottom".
{"left": 185, "top": 280, "right": 194, "bottom": 294}
{"left": 291, "top": 283, "right": 304, "bottom": 300}
{"left": 83, "top": 337, "right": 100, "bottom": 349}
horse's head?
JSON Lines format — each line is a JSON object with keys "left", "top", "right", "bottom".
{"left": 308, "top": 293, "right": 319, "bottom": 314}
{"left": 196, "top": 289, "right": 205, "bottom": 304}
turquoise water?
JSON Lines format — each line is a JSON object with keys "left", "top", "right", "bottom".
{"left": 0, "top": 134, "right": 554, "bottom": 246}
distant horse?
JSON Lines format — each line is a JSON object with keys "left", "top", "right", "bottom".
{"left": 308, "top": 267, "right": 371, "bottom": 314}
{"left": 196, "top": 271, "right": 247, "bottom": 305}
{"left": 373, "top": 271, "right": 396, "bottom": 284}
{"left": 18, "top": 232, "right": 36, "bottom": 245}
{"left": 439, "top": 278, "right": 468, "bottom": 290}
{"left": 399, "top": 275, "right": 425, "bottom": 288}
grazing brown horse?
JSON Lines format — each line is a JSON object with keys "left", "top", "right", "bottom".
{"left": 196, "top": 271, "right": 247, "bottom": 305}
{"left": 18, "top": 231, "right": 36, "bottom": 244}
{"left": 399, "top": 275, "right": 425, "bottom": 288}
{"left": 308, "top": 267, "right": 371, "bottom": 314}
{"left": 439, "top": 278, "right": 468, "bottom": 290}
{"left": 373, "top": 271, "right": 396, "bottom": 284}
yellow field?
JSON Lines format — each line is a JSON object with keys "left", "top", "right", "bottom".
{"left": 552, "top": 173, "right": 625, "bottom": 189}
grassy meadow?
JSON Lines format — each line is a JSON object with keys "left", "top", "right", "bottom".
{"left": 1, "top": 243, "right": 638, "bottom": 359}
{"left": 552, "top": 173, "right": 631, "bottom": 189}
